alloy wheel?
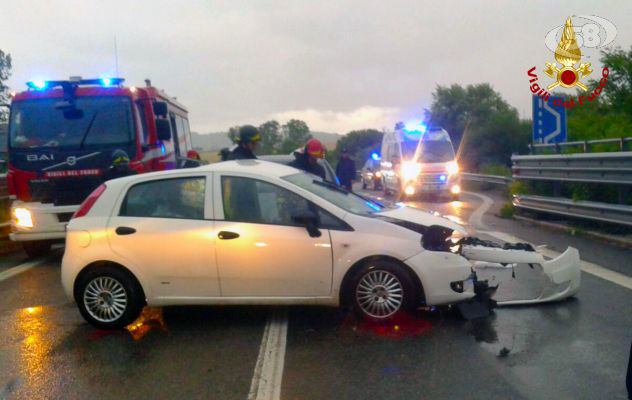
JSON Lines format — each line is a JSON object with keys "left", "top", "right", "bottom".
{"left": 83, "top": 276, "right": 128, "bottom": 323}
{"left": 356, "top": 270, "right": 404, "bottom": 318}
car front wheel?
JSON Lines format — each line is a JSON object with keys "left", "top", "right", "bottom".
{"left": 75, "top": 266, "right": 144, "bottom": 329}
{"left": 351, "top": 262, "right": 416, "bottom": 320}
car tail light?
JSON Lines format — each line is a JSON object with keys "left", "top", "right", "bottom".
{"left": 72, "top": 184, "right": 106, "bottom": 219}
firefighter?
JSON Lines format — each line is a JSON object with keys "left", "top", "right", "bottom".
{"left": 102, "top": 149, "right": 137, "bottom": 182}
{"left": 229, "top": 125, "right": 261, "bottom": 160}
{"left": 289, "top": 138, "right": 326, "bottom": 180}
{"left": 182, "top": 150, "right": 202, "bottom": 168}
{"left": 336, "top": 148, "right": 357, "bottom": 191}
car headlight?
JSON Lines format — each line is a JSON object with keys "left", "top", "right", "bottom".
{"left": 375, "top": 171, "right": 382, "bottom": 178}
{"left": 13, "top": 207, "right": 34, "bottom": 228}
{"left": 401, "top": 161, "right": 421, "bottom": 182}
{"left": 446, "top": 161, "right": 459, "bottom": 176}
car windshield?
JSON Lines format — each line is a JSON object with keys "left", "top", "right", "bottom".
{"left": 9, "top": 97, "right": 134, "bottom": 150}
{"left": 283, "top": 172, "right": 384, "bottom": 216}
{"left": 401, "top": 140, "right": 456, "bottom": 163}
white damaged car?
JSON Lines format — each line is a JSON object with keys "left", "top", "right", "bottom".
{"left": 61, "top": 160, "right": 581, "bottom": 329}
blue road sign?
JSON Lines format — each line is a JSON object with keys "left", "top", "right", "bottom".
{"left": 532, "top": 95, "right": 567, "bottom": 144}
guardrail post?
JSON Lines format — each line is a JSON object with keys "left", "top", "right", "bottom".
{"left": 583, "top": 141, "right": 588, "bottom": 153}
{"left": 554, "top": 143, "right": 560, "bottom": 154}
{"left": 619, "top": 186, "right": 630, "bottom": 205}
{"left": 620, "top": 138, "right": 625, "bottom": 152}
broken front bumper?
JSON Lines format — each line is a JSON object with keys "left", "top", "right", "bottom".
{"left": 461, "top": 242, "right": 581, "bottom": 306}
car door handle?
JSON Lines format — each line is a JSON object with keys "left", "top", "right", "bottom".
{"left": 218, "top": 231, "right": 240, "bottom": 240}
{"left": 115, "top": 226, "right": 136, "bottom": 235}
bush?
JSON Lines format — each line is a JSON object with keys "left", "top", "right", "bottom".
{"left": 500, "top": 202, "right": 515, "bottom": 219}
{"left": 509, "top": 180, "right": 530, "bottom": 197}
{"left": 480, "top": 163, "right": 511, "bottom": 177}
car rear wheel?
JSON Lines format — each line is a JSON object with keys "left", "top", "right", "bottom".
{"left": 75, "top": 266, "right": 144, "bottom": 329}
{"left": 350, "top": 262, "right": 416, "bottom": 320}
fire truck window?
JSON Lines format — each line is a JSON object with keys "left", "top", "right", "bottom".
{"left": 136, "top": 103, "right": 149, "bottom": 144}
{"left": 121, "top": 177, "right": 206, "bottom": 220}
{"left": 176, "top": 115, "right": 188, "bottom": 151}
{"left": 9, "top": 97, "right": 133, "bottom": 149}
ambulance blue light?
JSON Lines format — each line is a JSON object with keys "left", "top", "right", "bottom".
{"left": 27, "top": 80, "right": 48, "bottom": 90}
{"left": 439, "top": 174, "right": 447, "bottom": 182}
{"left": 100, "top": 78, "right": 113, "bottom": 87}
{"left": 371, "top": 152, "right": 381, "bottom": 161}
{"left": 160, "top": 143, "right": 166, "bottom": 154}
{"left": 404, "top": 120, "right": 427, "bottom": 134}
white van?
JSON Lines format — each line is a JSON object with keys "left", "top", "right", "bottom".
{"left": 381, "top": 124, "right": 460, "bottom": 200}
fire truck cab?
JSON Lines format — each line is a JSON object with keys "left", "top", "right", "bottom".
{"left": 7, "top": 77, "right": 194, "bottom": 257}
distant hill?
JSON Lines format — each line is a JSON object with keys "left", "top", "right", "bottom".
{"left": 191, "top": 132, "right": 232, "bottom": 151}
{"left": 191, "top": 130, "right": 342, "bottom": 152}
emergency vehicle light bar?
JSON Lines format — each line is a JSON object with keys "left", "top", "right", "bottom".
{"left": 26, "top": 78, "right": 125, "bottom": 90}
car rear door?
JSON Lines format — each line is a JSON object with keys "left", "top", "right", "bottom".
{"left": 107, "top": 174, "right": 220, "bottom": 299}
{"left": 212, "top": 173, "right": 333, "bottom": 297}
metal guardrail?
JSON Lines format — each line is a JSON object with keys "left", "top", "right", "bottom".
{"left": 513, "top": 195, "right": 632, "bottom": 226}
{"left": 511, "top": 138, "right": 632, "bottom": 227}
{"left": 461, "top": 172, "right": 512, "bottom": 185}
{"left": 512, "top": 151, "right": 632, "bottom": 185}
{"left": 529, "top": 137, "right": 632, "bottom": 154}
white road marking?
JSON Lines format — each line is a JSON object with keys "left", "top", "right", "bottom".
{"left": 0, "top": 258, "right": 47, "bottom": 282}
{"left": 248, "top": 308, "right": 288, "bottom": 400}
{"left": 466, "top": 191, "right": 632, "bottom": 291}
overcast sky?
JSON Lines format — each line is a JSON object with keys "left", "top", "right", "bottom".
{"left": 2, "top": 0, "right": 630, "bottom": 134}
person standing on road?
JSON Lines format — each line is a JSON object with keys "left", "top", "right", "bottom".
{"left": 229, "top": 125, "right": 260, "bottom": 160}
{"left": 336, "top": 148, "right": 356, "bottom": 191}
{"left": 101, "top": 149, "right": 138, "bottom": 182}
{"left": 289, "top": 138, "right": 326, "bottom": 180}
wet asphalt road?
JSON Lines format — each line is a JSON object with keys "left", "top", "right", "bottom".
{"left": 0, "top": 188, "right": 631, "bottom": 400}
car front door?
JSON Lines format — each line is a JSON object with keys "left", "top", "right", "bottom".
{"left": 213, "top": 174, "right": 333, "bottom": 297}
{"left": 107, "top": 175, "right": 220, "bottom": 299}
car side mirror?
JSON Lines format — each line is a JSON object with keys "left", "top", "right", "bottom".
{"left": 291, "top": 210, "right": 321, "bottom": 238}
{"left": 153, "top": 101, "right": 168, "bottom": 117}
{"left": 155, "top": 119, "right": 171, "bottom": 141}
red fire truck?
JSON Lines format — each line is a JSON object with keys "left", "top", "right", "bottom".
{"left": 7, "top": 77, "right": 194, "bottom": 256}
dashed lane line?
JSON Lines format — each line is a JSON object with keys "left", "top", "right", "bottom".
{"left": 248, "top": 308, "right": 288, "bottom": 400}
{"left": 0, "top": 258, "right": 47, "bottom": 283}
{"left": 465, "top": 191, "right": 632, "bottom": 291}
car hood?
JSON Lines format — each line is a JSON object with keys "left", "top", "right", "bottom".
{"left": 377, "top": 206, "right": 467, "bottom": 235}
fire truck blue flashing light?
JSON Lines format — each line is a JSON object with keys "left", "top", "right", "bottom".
{"left": 371, "top": 152, "right": 381, "bottom": 161}
{"left": 27, "top": 80, "right": 48, "bottom": 90}
{"left": 100, "top": 78, "right": 113, "bottom": 87}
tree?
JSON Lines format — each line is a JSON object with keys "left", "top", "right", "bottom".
{"left": 227, "top": 125, "right": 240, "bottom": 144}
{"left": 597, "top": 46, "right": 632, "bottom": 119}
{"left": 331, "top": 129, "right": 384, "bottom": 167}
{"left": 0, "top": 49, "right": 12, "bottom": 122}
{"left": 258, "top": 120, "right": 281, "bottom": 155}
{"left": 280, "top": 119, "right": 311, "bottom": 153}
{"left": 429, "top": 83, "right": 529, "bottom": 170}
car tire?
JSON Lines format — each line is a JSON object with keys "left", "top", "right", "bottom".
{"left": 75, "top": 265, "right": 144, "bottom": 330}
{"left": 22, "top": 240, "right": 52, "bottom": 258}
{"left": 350, "top": 261, "right": 417, "bottom": 321}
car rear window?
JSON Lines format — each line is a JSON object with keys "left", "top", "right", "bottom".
{"left": 120, "top": 177, "right": 206, "bottom": 220}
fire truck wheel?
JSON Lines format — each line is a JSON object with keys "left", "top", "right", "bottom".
{"left": 22, "top": 240, "right": 52, "bottom": 258}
